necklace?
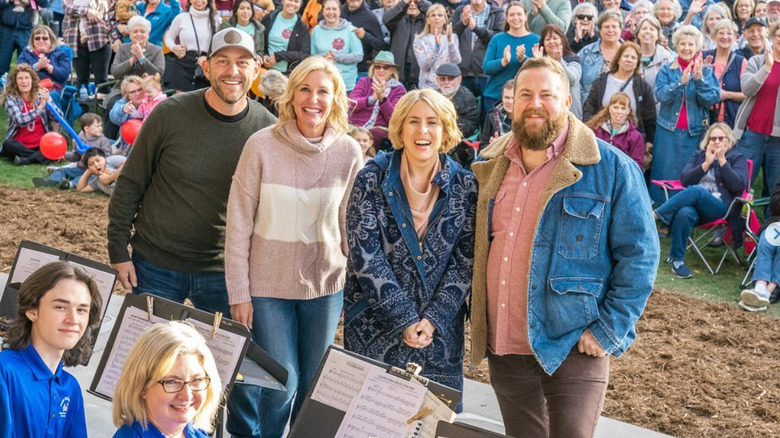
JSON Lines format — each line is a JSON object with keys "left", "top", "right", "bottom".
{"left": 23, "top": 100, "right": 36, "bottom": 132}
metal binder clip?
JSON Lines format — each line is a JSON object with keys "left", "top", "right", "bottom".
{"left": 211, "top": 312, "right": 222, "bottom": 340}
{"left": 388, "top": 362, "right": 430, "bottom": 386}
{"left": 146, "top": 296, "right": 154, "bottom": 322}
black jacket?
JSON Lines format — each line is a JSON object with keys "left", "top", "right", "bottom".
{"left": 262, "top": 11, "right": 311, "bottom": 75}
{"left": 384, "top": 0, "right": 430, "bottom": 83}
{"left": 342, "top": 3, "right": 386, "bottom": 72}
{"left": 681, "top": 148, "right": 749, "bottom": 247}
{"left": 450, "top": 85, "right": 479, "bottom": 138}
{"left": 582, "top": 72, "right": 657, "bottom": 143}
{"left": 450, "top": 3, "right": 505, "bottom": 78}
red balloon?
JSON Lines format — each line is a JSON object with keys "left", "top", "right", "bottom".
{"left": 121, "top": 119, "right": 143, "bottom": 144}
{"left": 39, "top": 132, "right": 68, "bottom": 160}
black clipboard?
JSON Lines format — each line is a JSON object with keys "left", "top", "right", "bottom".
{"left": 288, "top": 345, "right": 461, "bottom": 438}
{"left": 87, "top": 293, "right": 286, "bottom": 402}
{"left": 435, "top": 421, "right": 511, "bottom": 437}
{"left": 0, "top": 240, "right": 117, "bottom": 361}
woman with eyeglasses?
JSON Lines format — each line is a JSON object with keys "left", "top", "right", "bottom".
{"left": 568, "top": 3, "right": 598, "bottom": 53}
{"left": 112, "top": 321, "right": 222, "bottom": 438}
{"left": 702, "top": 20, "right": 746, "bottom": 129}
{"left": 701, "top": 3, "right": 731, "bottom": 51}
{"left": 348, "top": 51, "right": 407, "bottom": 151}
{"left": 17, "top": 25, "right": 72, "bottom": 92}
{"left": 652, "top": 123, "right": 748, "bottom": 279}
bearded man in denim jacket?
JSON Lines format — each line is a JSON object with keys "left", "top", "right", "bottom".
{"left": 470, "top": 57, "right": 660, "bottom": 438}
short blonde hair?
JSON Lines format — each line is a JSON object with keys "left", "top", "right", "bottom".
{"left": 699, "top": 123, "right": 737, "bottom": 151}
{"left": 387, "top": 89, "right": 461, "bottom": 153}
{"left": 712, "top": 19, "right": 738, "bottom": 36}
{"left": 120, "top": 75, "right": 144, "bottom": 98}
{"left": 112, "top": 321, "right": 223, "bottom": 432}
{"left": 274, "top": 56, "right": 350, "bottom": 136}
{"left": 29, "top": 25, "right": 58, "bottom": 50}
{"left": 672, "top": 24, "right": 704, "bottom": 51}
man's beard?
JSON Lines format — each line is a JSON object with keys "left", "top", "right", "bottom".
{"left": 211, "top": 75, "right": 249, "bottom": 104}
{"left": 512, "top": 108, "right": 566, "bottom": 151}
{"left": 440, "top": 84, "right": 458, "bottom": 97}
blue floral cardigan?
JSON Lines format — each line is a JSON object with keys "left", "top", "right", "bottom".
{"left": 343, "top": 150, "right": 477, "bottom": 397}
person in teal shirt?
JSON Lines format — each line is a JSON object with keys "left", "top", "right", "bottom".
{"left": 218, "top": 0, "right": 266, "bottom": 58}
{"left": 311, "top": 0, "right": 364, "bottom": 91}
{"left": 137, "top": 0, "right": 181, "bottom": 47}
{"left": 482, "top": 2, "right": 540, "bottom": 114}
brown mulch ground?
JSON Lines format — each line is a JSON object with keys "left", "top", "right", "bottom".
{"left": 2, "top": 187, "right": 779, "bottom": 438}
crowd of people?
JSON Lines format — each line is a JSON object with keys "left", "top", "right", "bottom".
{"left": 1, "top": 0, "right": 780, "bottom": 437}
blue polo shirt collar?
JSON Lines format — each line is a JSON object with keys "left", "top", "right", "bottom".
{"left": 19, "top": 344, "right": 64, "bottom": 383}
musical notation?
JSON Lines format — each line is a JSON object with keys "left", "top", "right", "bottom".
{"left": 311, "top": 349, "right": 382, "bottom": 412}
{"left": 334, "top": 367, "right": 427, "bottom": 438}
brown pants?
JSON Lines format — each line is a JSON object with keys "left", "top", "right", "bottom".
{"left": 488, "top": 349, "right": 609, "bottom": 438}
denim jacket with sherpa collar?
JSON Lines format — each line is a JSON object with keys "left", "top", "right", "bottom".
{"left": 470, "top": 113, "right": 661, "bottom": 375}
{"left": 654, "top": 60, "right": 721, "bottom": 137}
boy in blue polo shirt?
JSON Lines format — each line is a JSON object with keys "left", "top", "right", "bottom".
{"left": 0, "top": 261, "right": 103, "bottom": 438}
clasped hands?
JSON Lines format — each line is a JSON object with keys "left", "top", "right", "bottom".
{"left": 403, "top": 318, "right": 435, "bottom": 349}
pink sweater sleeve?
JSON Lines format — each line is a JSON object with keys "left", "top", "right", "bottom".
{"left": 225, "top": 130, "right": 266, "bottom": 305}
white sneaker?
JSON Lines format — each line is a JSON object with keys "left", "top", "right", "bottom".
{"left": 738, "top": 300, "right": 767, "bottom": 312}
{"left": 741, "top": 288, "right": 770, "bottom": 308}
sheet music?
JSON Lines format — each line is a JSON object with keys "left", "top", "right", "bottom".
{"left": 415, "top": 390, "right": 456, "bottom": 438}
{"left": 94, "top": 306, "right": 164, "bottom": 398}
{"left": 9, "top": 248, "right": 61, "bottom": 283}
{"left": 186, "top": 317, "right": 247, "bottom": 391}
{"left": 67, "top": 261, "right": 115, "bottom": 316}
{"left": 334, "top": 366, "right": 427, "bottom": 438}
{"left": 311, "top": 348, "right": 383, "bottom": 412}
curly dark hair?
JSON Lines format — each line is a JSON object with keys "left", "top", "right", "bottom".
{"left": 2, "top": 261, "right": 103, "bottom": 367}
{"left": 0, "top": 63, "right": 40, "bottom": 106}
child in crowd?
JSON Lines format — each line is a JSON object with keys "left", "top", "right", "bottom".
{"left": 0, "top": 261, "right": 102, "bottom": 437}
{"left": 350, "top": 126, "right": 375, "bottom": 163}
{"left": 136, "top": 74, "right": 166, "bottom": 121}
{"left": 740, "top": 179, "right": 780, "bottom": 311}
{"left": 32, "top": 112, "right": 112, "bottom": 189}
{"left": 75, "top": 148, "right": 126, "bottom": 196}
{"left": 586, "top": 92, "right": 646, "bottom": 170}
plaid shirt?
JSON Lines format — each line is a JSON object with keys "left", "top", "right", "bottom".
{"left": 62, "top": 0, "right": 114, "bottom": 54}
{"left": 471, "top": 5, "right": 490, "bottom": 50}
{"left": 3, "top": 95, "right": 62, "bottom": 140}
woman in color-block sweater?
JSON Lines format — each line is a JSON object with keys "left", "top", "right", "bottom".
{"left": 225, "top": 56, "right": 363, "bottom": 437}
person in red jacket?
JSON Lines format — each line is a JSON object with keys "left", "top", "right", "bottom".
{"left": 586, "top": 92, "right": 646, "bottom": 169}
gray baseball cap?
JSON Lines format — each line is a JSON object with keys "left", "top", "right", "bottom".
{"left": 208, "top": 28, "right": 256, "bottom": 58}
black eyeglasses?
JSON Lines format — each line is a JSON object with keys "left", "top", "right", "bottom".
{"left": 34, "top": 36, "right": 50, "bottom": 41}
{"left": 157, "top": 376, "right": 211, "bottom": 393}
{"left": 709, "top": 136, "right": 727, "bottom": 143}
{"left": 576, "top": 14, "right": 594, "bottom": 21}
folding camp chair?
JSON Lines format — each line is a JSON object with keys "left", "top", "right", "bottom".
{"left": 651, "top": 159, "right": 757, "bottom": 274}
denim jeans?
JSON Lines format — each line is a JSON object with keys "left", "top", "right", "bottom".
{"left": 131, "top": 253, "right": 230, "bottom": 315}
{"left": 736, "top": 129, "right": 780, "bottom": 198}
{"left": 753, "top": 230, "right": 780, "bottom": 284}
{"left": 226, "top": 292, "right": 343, "bottom": 438}
{"left": 0, "top": 25, "right": 29, "bottom": 78}
{"left": 654, "top": 185, "right": 728, "bottom": 261}
{"left": 49, "top": 165, "right": 85, "bottom": 184}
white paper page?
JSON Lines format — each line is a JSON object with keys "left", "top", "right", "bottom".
{"left": 185, "top": 317, "right": 247, "bottom": 391}
{"left": 334, "top": 366, "right": 428, "bottom": 438}
{"left": 310, "top": 348, "right": 383, "bottom": 412}
{"left": 67, "top": 261, "right": 115, "bottom": 316}
{"left": 94, "top": 305, "right": 164, "bottom": 398}
{"left": 9, "top": 248, "right": 61, "bottom": 284}
{"left": 415, "top": 390, "right": 456, "bottom": 438}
